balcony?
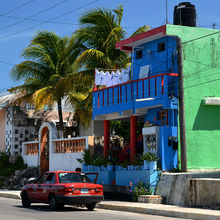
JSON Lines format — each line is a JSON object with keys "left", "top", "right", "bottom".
{"left": 93, "top": 73, "right": 178, "bottom": 120}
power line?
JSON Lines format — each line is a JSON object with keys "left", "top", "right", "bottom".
{"left": 0, "top": 0, "right": 98, "bottom": 40}
{"left": 0, "top": 0, "right": 34, "bottom": 16}
{"left": 0, "top": 14, "right": 77, "bottom": 26}
{"left": 0, "top": 0, "right": 68, "bottom": 32}
{"left": 0, "top": 60, "right": 15, "bottom": 66}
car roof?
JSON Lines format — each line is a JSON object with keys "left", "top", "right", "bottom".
{"left": 44, "top": 171, "right": 81, "bottom": 174}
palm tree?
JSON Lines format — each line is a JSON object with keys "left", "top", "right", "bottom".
{"left": 72, "top": 5, "right": 149, "bottom": 127}
{"left": 10, "top": 31, "right": 83, "bottom": 136}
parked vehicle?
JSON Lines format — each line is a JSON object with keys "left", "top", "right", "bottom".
{"left": 21, "top": 171, "right": 103, "bottom": 211}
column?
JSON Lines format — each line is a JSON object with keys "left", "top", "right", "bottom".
{"left": 103, "top": 120, "right": 110, "bottom": 158}
{"left": 130, "top": 116, "right": 137, "bottom": 161}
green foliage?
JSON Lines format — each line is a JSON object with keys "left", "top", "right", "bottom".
{"left": 142, "top": 152, "right": 159, "bottom": 162}
{"left": 121, "top": 159, "right": 130, "bottom": 168}
{"left": 77, "top": 149, "right": 94, "bottom": 165}
{"left": 92, "top": 157, "right": 107, "bottom": 166}
{"left": 0, "top": 153, "right": 27, "bottom": 177}
{"left": 131, "top": 180, "right": 151, "bottom": 202}
{"left": 111, "top": 121, "right": 130, "bottom": 142}
{"left": 111, "top": 121, "right": 144, "bottom": 142}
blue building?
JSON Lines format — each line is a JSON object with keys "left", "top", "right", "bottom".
{"left": 93, "top": 25, "right": 179, "bottom": 170}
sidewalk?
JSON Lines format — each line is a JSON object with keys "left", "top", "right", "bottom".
{"left": 1, "top": 190, "right": 220, "bottom": 220}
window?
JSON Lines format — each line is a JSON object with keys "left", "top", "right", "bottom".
{"left": 14, "top": 144, "right": 18, "bottom": 149}
{"left": 136, "top": 50, "right": 143, "bottom": 59}
{"left": 15, "top": 130, "right": 18, "bottom": 134}
{"left": 25, "top": 130, "right": 28, "bottom": 135}
{"left": 158, "top": 42, "right": 165, "bottom": 52}
{"left": 45, "top": 173, "right": 55, "bottom": 184}
{"left": 58, "top": 173, "right": 92, "bottom": 183}
{"left": 37, "top": 173, "right": 48, "bottom": 184}
{"left": 20, "top": 134, "right": 23, "bottom": 138}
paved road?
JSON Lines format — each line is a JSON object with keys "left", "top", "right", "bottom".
{"left": 0, "top": 197, "right": 189, "bottom": 220}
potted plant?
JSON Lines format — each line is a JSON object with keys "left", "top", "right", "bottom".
{"left": 142, "top": 152, "right": 159, "bottom": 170}
{"left": 142, "top": 152, "right": 151, "bottom": 170}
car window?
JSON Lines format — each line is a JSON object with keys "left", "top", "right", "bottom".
{"left": 58, "top": 173, "right": 92, "bottom": 183}
{"left": 45, "top": 173, "right": 55, "bottom": 184}
{"left": 36, "top": 173, "right": 48, "bottom": 184}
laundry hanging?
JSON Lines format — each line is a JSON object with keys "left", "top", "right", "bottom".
{"left": 95, "top": 67, "right": 130, "bottom": 87}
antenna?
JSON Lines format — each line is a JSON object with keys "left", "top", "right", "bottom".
{"left": 166, "top": 0, "right": 168, "bottom": 24}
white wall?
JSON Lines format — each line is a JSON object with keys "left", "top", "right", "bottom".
{"left": 23, "top": 155, "right": 38, "bottom": 167}
{"left": 50, "top": 152, "right": 83, "bottom": 171}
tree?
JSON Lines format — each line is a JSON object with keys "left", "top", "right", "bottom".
{"left": 10, "top": 31, "right": 83, "bottom": 136}
{"left": 70, "top": 6, "right": 127, "bottom": 127}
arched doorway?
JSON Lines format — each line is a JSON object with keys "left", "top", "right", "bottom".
{"left": 38, "top": 122, "right": 58, "bottom": 173}
{"left": 40, "top": 126, "right": 49, "bottom": 173}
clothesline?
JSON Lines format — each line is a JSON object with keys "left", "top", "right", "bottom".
{"left": 95, "top": 67, "right": 130, "bottom": 87}
{"left": 95, "top": 68, "right": 124, "bottom": 71}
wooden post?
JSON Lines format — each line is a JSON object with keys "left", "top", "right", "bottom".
{"left": 176, "top": 37, "right": 187, "bottom": 172}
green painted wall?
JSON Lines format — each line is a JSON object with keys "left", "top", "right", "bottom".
{"left": 167, "top": 25, "right": 220, "bottom": 169}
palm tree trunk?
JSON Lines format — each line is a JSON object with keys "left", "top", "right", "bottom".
{"left": 57, "top": 98, "right": 64, "bottom": 138}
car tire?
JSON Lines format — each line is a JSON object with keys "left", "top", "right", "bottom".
{"left": 49, "top": 195, "right": 58, "bottom": 211}
{"left": 86, "top": 203, "right": 96, "bottom": 211}
{"left": 21, "top": 191, "right": 31, "bottom": 208}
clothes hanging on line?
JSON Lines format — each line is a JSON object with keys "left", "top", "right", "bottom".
{"left": 95, "top": 67, "right": 130, "bottom": 87}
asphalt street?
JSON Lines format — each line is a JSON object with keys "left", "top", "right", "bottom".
{"left": 0, "top": 197, "right": 190, "bottom": 220}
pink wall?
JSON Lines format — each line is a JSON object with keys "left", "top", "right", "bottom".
{"left": 0, "top": 109, "right": 6, "bottom": 152}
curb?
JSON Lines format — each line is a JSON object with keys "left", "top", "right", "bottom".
{"left": 1, "top": 192, "right": 220, "bottom": 220}
{"left": 0, "top": 192, "right": 20, "bottom": 200}
{"left": 98, "top": 203, "right": 220, "bottom": 220}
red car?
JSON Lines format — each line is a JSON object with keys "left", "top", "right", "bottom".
{"left": 21, "top": 171, "right": 103, "bottom": 211}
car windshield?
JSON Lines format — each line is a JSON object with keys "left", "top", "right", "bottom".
{"left": 58, "top": 173, "right": 92, "bottom": 183}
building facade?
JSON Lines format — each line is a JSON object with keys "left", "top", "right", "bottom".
{"left": 93, "top": 24, "right": 220, "bottom": 170}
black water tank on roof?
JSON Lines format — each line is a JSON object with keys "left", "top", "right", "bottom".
{"left": 174, "top": 2, "right": 196, "bottom": 27}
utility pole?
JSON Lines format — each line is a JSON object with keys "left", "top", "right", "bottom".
{"left": 176, "top": 37, "right": 187, "bottom": 172}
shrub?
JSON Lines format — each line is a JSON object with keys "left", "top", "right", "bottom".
{"left": 131, "top": 180, "right": 151, "bottom": 202}
{"left": 0, "top": 153, "right": 27, "bottom": 177}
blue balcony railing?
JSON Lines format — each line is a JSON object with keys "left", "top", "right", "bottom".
{"left": 93, "top": 73, "right": 178, "bottom": 118}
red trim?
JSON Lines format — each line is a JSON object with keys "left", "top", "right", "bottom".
{"left": 104, "top": 120, "right": 110, "bottom": 158}
{"left": 93, "top": 73, "right": 177, "bottom": 92}
{"left": 120, "top": 46, "right": 132, "bottom": 51}
{"left": 130, "top": 116, "right": 137, "bottom": 162}
{"left": 161, "top": 75, "right": 164, "bottom": 95}
{"left": 115, "top": 25, "right": 166, "bottom": 51}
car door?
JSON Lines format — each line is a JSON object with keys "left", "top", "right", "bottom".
{"left": 40, "top": 173, "right": 56, "bottom": 203}
{"left": 32, "top": 173, "right": 48, "bottom": 202}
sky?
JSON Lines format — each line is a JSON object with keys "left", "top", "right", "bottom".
{"left": 0, "top": 0, "right": 219, "bottom": 93}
